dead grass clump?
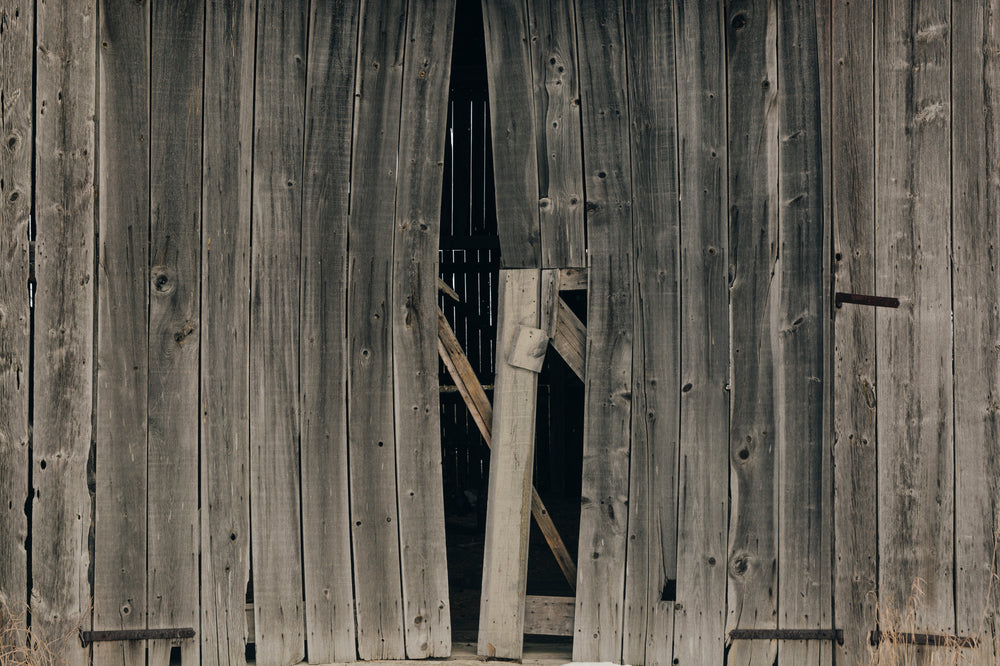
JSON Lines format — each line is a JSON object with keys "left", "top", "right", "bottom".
{"left": 0, "top": 602, "right": 75, "bottom": 666}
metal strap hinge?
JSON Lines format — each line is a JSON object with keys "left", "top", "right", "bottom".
{"left": 835, "top": 292, "right": 900, "bottom": 308}
{"left": 80, "top": 628, "right": 196, "bottom": 647}
{"left": 729, "top": 628, "right": 844, "bottom": 645}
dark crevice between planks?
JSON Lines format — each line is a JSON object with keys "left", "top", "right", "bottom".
{"left": 24, "top": 0, "right": 38, "bottom": 629}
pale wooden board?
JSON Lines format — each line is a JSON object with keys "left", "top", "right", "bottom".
{"left": 393, "top": 0, "right": 456, "bottom": 658}
{"left": 95, "top": 1, "right": 149, "bottom": 663}
{"left": 30, "top": 2, "right": 95, "bottom": 663}
{"left": 557, "top": 268, "right": 587, "bottom": 292}
{"left": 528, "top": 0, "right": 585, "bottom": 268}
{"left": 724, "top": 1, "right": 779, "bottom": 664}
{"left": 671, "top": 2, "right": 729, "bottom": 665}
{"left": 147, "top": 2, "right": 202, "bottom": 663}
{"left": 347, "top": 0, "right": 408, "bottom": 658}
{"left": 478, "top": 269, "right": 541, "bottom": 659}
{"left": 482, "top": 0, "right": 541, "bottom": 267}
{"left": 572, "top": 1, "right": 632, "bottom": 661}
{"left": 0, "top": 0, "right": 31, "bottom": 639}
{"left": 953, "top": 2, "right": 1000, "bottom": 662}
{"left": 509, "top": 326, "right": 548, "bottom": 373}
{"left": 200, "top": 0, "right": 255, "bottom": 663}
{"left": 620, "top": 1, "right": 680, "bottom": 663}
{"left": 831, "top": 0, "right": 878, "bottom": 661}
{"left": 551, "top": 299, "right": 585, "bottom": 382}
{"left": 875, "top": 0, "right": 954, "bottom": 649}
{"left": 249, "top": 2, "right": 307, "bottom": 663}
{"left": 524, "top": 596, "right": 575, "bottom": 637}
{"left": 299, "top": 1, "right": 359, "bottom": 662}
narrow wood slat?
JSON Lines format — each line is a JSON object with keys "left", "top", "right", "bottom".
{"left": 94, "top": 2, "right": 149, "bottom": 663}
{"left": 557, "top": 267, "right": 587, "bottom": 291}
{"left": 572, "top": 1, "right": 633, "bottom": 661}
{"left": 478, "top": 268, "right": 541, "bottom": 659}
{"left": 393, "top": 0, "right": 456, "bottom": 657}
{"left": 551, "top": 298, "right": 585, "bottom": 381}
{"left": 200, "top": 1, "right": 255, "bottom": 663}
{"left": 249, "top": 2, "right": 307, "bottom": 663}
{"left": 524, "top": 596, "right": 575, "bottom": 637}
{"left": 348, "top": 0, "right": 408, "bottom": 657}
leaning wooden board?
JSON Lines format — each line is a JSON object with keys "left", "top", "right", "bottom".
{"left": 95, "top": 1, "right": 149, "bottom": 663}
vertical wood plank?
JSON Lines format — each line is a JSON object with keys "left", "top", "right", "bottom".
{"left": 572, "top": 0, "right": 632, "bottom": 661}
{"left": 528, "top": 0, "right": 585, "bottom": 269}
{"left": 621, "top": 0, "right": 680, "bottom": 663}
{"left": 477, "top": 269, "right": 541, "bottom": 660}
{"left": 482, "top": 0, "right": 541, "bottom": 268}
{"left": 250, "top": 1, "right": 307, "bottom": 663}
{"left": 31, "top": 2, "right": 95, "bottom": 663}
{"left": 200, "top": 1, "right": 254, "bottom": 663}
{"left": 953, "top": 1, "right": 1000, "bottom": 661}
{"left": 348, "top": 0, "right": 407, "bottom": 658}
{"left": 147, "top": 2, "right": 202, "bottom": 664}
{"left": 299, "top": 0, "right": 359, "bottom": 662}
{"left": 671, "top": 2, "right": 729, "bottom": 665}
{"left": 95, "top": 1, "right": 149, "bottom": 662}
{"left": 875, "top": 0, "right": 954, "bottom": 645}
{"left": 831, "top": 0, "right": 878, "bottom": 661}
{"left": 724, "top": 1, "right": 779, "bottom": 664}
{"left": 393, "top": 0, "right": 456, "bottom": 658}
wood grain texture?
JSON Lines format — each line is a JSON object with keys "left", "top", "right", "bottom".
{"left": 249, "top": 2, "right": 307, "bottom": 663}
{"left": 551, "top": 298, "right": 585, "bottom": 381}
{"left": 200, "top": 0, "right": 254, "bottom": 662}
{"left": 524, "top": 595, "right": 575, "bottom": 637}
{"left": 478, "top": 268, "right": 541, "bottom": 660}
{"left": 621, "top": 0, "right": 680, "bottom": 663}
{"left": 393, "top": 0, "right": 455, "bottom": 657}
{"left": 31, "top": 2, "right": 95, "bottom": 663}
{"left": 94, "top": 1, "right": 149, "bottom": 662}
{"left": 347, "top": 0, "right": 408, "bottom": 657}
{"left": 875, "top": 0, "right": 954, "bottom": 641}
{"left": 671, "top": 2, "right": 729, "bottom": 665}
{"left": 482, "top": 0, "right": 541, "bottom": 267}
{"left": 147, "top": 2, "right": 202, "bottom": 663}
{"left": 831, "top": 0, "right": 878, "bottom": 661}
{"left": 299, "top": 0, "right": 358, "bottom": 663}
{"left": 572, "top": 0, "right": 633, "bottom": 661}
{"left": 725, "top": 1, "right": 779, "bottom": 664}
{"left": 528, "top": 0, "right": 584, "bottom": 268}
{"left": 0, "top": 0, "right": 31, "bottom": 638}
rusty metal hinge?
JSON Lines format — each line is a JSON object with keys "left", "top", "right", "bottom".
{"left": 835, "top": 292, "right": 900, "bottom": 308}
{"left": 729, "top": 628, "right": 844, "bottom": 644}
{"left": 80, "top": 628, "right": 195, "bottom": 647}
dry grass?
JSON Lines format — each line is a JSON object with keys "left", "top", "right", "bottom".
{"left": 0, "top": 602, "right": 79, "bottom": 666}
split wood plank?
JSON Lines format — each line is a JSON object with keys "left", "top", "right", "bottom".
{"left": 954, "top": 2, "right": 1000, "bottom": 662}
{"left": 621, "top": 0, "right": 681, "bottom": 663}
{"left": 94, "top": 1, "right": 149, "bottom": 663}
{"left": 482, "top": 0, "right": 541, "bottom": 267}
{"left": 249, "top": 2, "right": 307, "bottom": 663}
{"left": 393, "top": 0, "right": 456, "bottom": 658}
{"left": 552, "top": 298, "right": 585, "bottom": 382}
{"left": 528, "top": 0, "right": 585, "bottom": 268}
{"left": 572, "top": 0, "right": 633, "bottom": 661}
{"left": 147, "top": 2, "right": 202, "bottom": 663}
{"left": 199, "top": 0, "right": 255, "bottom": 662}
{"left": 478, "top": 268, "right": 541, "bottom": 659}
{"left": 875, "top": 0, "right": 954, "bottom": 650}
{"left": 725, "top": 1, "right": 780, "bottom": 664}
{"left": 0, "top": 0, "right": 31, "bottom": 640}
{"left": 347, "top": 0, "right": 408, "bottom": 658}
{"left": 831, "top": 0, "right": 878, "bottom": 662}
{"left": 774, "top": 2, "right": 832, "bottom": 664}
{"left": 671, "top": 2, "right": 730, "bottom": 665}
{"left": 524, "top": 596, "right": 575, "bottom": 637}
{"left": 298, "top": 0, "right": 359, "bottom": 663}
{"left": 31, "top": 2, "right": 95, "bottom": 663}
{"left": 558, "top": 267, "right": 587, "bottom": 292}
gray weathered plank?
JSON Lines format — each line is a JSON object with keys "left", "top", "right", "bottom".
{"left": 31, "top": 2, "right": 95, "bottom": 663}
{"left": 299, "top": 0, "right": 359, "bottom": 663}
{"left": 393, "top": 0, "right": 456, "bottom": 658}
{"left": 572, "top": 0, "right": 633, "bottom": 661}
{"left": 478, "top": 268, "right": 541, "bottom": 660}
{"left": 200, "top": 0, "right": 255, "bottom": 663}
{"left": 147, "top": 2, "right": 202, "bottom": 663}
{"left": 528, "top": 0, "right": 585, "bottom": 268}
{"left": 724, "top": 1, "right": 779, "bottom": 664}
{"left": 250, "top": 2, "right": 307, "bottom": 663}
{"left": 524, "top": 596, "right": 575, "bottom": 637}
{"left": 831, "top": 0, "right": 878, "bottom": 661}
{"left": 551, "top": 299, "right": 585, "bottom": 382}
{"left": 621, "top": 0, "right": 680, "bottom": 663}
{"left": 671, "top": 2, "right": 729, "bottom": 665}
{"left": 94, "top": 0, "right": 149, "bottom": 662}
{"left": 347, "top": 0, "right": 408, "bottom": 658}
{"left": 482, "top": 0, "right": 541, "bottom": 267}
{"left": 875, "top": 0, "right": 954, "bottom": 648}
